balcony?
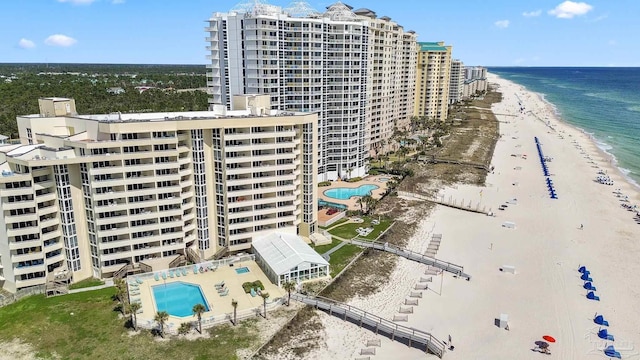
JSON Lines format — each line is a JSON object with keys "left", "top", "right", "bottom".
{"left": 9, "top": 239, "right": 41, "bottom": 250}
{"left": 15, "top": 277, "right": 46, "bottom": 288}
{"left": 45, "top": 252, "right": 65, "bottom": 265}
{"left": 12, "top": 251, "right": 43, "bottom": 263}
{"left": 14, "top": 263, "right": 46, "bottom": 276}
{"left": 5, "top": 212, "right": 38, "bottom": 224}
{"left": 7, "top": 226, "right": 39, "bottom": 238}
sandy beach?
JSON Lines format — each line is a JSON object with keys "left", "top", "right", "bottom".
{"left": 293, "top": 73, "right": 640, "bottom": 360}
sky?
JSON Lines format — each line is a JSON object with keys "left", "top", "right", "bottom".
{"left": 2, "top": 0, "right": 639, "bottom": 66}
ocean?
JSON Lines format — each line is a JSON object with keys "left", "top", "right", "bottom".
{"left": 489, "top": 67, "right": 640, "bottom": 187}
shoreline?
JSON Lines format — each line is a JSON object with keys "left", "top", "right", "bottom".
{"left": 275, "top": 73, "right": 640, "bottom": 360}
{"left": 498, "top": 74, "right": 640, "bottom": 190}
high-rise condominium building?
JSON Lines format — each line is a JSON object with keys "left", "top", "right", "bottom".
{"left": 0, "top": 96, "right": 317, "bottom": 293}
{"left": 465, "top": 66, "right": 487, "bottom": 81}
{"left": 414, "top": 41, "right": 452, "bottom": 121}
{"left": 449, "top": 59, "right": 464, "bottom": 104}
{"left": 206, "top": 1, "right": 417, "bottom": 180}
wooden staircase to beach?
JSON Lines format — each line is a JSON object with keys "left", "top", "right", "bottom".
{"left": 291, "top": 294, "right": 446, "bottom": 358}
{"left": 348, "top": 238, "right": 471, "bottom": 280}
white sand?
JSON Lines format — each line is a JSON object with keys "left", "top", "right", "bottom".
{"left": 301, "top": 74, "right": 640, "bottom": 359}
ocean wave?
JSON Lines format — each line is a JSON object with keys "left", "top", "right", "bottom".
{"left": 584, "top": 92, "right": 636, "bottom": 105}
{"left": 627, "top": 105, "right": 640, "bottom": 113}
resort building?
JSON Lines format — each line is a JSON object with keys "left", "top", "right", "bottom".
{"left": 252, "top": 232, "right": 329, "bottom": 287}
{"left": 465, "top": 66, "right": 487, "bottom": 81}
{"left": 462, "top": 66, "right": 488, "bottom": 99}
{"left": 449, "top": 59, "right": 464, "bottom": 104}
{"left": 0, "top": 95, "right": 318, "bottom": 293}
{"left": 414, "top": 41, "right": 452, "bottom": 121}
{"left": 206, "top": 1, "right": 417, "bottom": 180}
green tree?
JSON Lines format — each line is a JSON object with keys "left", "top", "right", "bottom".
{"left": 282, "top": 281, "right": 296, "bottom": 306}
{"left": 231, "top": 299, "right": 238, "bottom": 325}
{"left": 154, "top": 311, "right": 170, "bottom": 338}
{"left": 192, "top": 303, "right": 206, "bottom": 334}
{"left": 127, "top": 302, "right": 141, "bottom": 330}
{"left": 260, "top": 292, "right": 270, "bottom": 319}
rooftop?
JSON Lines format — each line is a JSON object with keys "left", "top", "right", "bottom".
{"left": 252, "top": 232, "right": 328, "bottom": 275}
{"left": 418, "top": 42, "right": 449, "bottom": 52}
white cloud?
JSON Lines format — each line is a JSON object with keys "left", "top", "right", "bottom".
{"left": 494, "top": 20, "right": 510, "bottom": 29}
{"left": 18, "top": 38, "right": 36, "bottom": 49}
{"left": 548, "top": 1, "right": 593, "bottom": 19}
{"left": 44, "top": 34, "right": 78, "bottom": 47}
{"left": 57, "top": 0, "right": 96, "bottom": 4}
{"left": 523, "top": 10, "right": 542, "bottom": 17}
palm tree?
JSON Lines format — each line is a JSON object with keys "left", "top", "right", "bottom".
{"left": 127, "top": 302, "right": 142, "bottom": 330}
{"left": 155, "top": 311, "right": 169, "bottom": 338}
{"left": 361, "top": 195, "right": 373, "bottom": 214}
{"left": 192, "top": 303, "right": 206, "bottom": 334}
{"left": 231, "top": 299, "right": 238, "bottom": 325}
{"left": 260, "top": 292, "right": 270, "bottom": 319}
{"left": 282, "top": 281, "right": 296, "bottom": 306}
{"left": 356, "top": 197, "right": 364, "bottom": 214}
{"left": 346, "top": 167, "right": 353, "bottom": 180}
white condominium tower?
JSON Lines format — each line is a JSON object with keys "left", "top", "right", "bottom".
{"left": 414, "top": 41, "right": 452, "bottom": 121}
{"left": 206, "top": 1, "right": 417, "bottom": 180}
{"left": 0, "top": 96, "right": 317, "bottom": 293}
{"left": 449, "top": 59, "right": 464, "bottom": 104}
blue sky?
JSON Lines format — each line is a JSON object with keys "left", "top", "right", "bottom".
{"left": 2, "top": 0, "right": 639, "bottom": 66}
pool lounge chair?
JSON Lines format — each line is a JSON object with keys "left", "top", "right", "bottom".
{"left": 136, "top": 277, "right": 143, "bottom": 284}
{"left": 220, "top": 288, "right": 229, "bottom": 296}
{"left": 154, "top": 273, "right": 160, "bottom": 281}
{"left": 193, "top": 265, "right": 198, "bottom": 274}
{"left": 169, "top": 270, "right": 174, "bottom": 278}
{"left": 250, "top": 288, "right": 257, "bottom": 297}
{"left": 176, "top": 270, "right": 181, "bottom": 277}
{"left": 130, "top": 291, "right": 140, "bottom": 296}
{"left": 182, "top": 268, "right": 188, "bottom": 276}
{"left": 162, "top": 272, "right": 167, "bottom": 280}
{"left": 214, "top": 280, "right": 225, "bottom": 288}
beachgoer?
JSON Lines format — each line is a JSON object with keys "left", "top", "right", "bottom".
{"left": 580, "top": 224, "right": 584, "bottom": 230}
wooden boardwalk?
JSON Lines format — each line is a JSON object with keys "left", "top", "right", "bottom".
{"left": 349, "top": 239, "right": 471, "bottom": 280}
{"left": 398, "top": 191, "right": 491, "bottom": 216}
{"left": 292, "top": 294, "right": 446, "bottom": 358}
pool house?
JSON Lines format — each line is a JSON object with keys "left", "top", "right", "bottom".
{"left": 252, "top": 232, "right": 330, "bottom": 287}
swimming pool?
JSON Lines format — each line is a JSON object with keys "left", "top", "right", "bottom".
{"left": 235, "top": 266, "right": 250, "bottom": 274}
{"left": 324, "top": 184, "right": 379, "bottom": 200}
{"left": 152, "top": 282, "right": 209, "bottom": 317}
{"left": 379, "top": 177, "right": 390, "bottom": 182}
{"left": 318, "top": 199, "right": 348, "bottom": 209}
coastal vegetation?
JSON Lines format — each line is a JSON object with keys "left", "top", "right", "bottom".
{"left": 0, "top": 63, "right": 207, "bottom": 138}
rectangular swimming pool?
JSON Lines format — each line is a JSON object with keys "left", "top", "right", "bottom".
{"left": 235, "top": 266, "right": 250, "bottom": 274}
{"left": 152, "top": 281, "right": 209, "bottom": 317}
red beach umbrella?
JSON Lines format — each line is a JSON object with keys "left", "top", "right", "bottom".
{"left": 542, "top": 335, "right": 556, "bottom": 343}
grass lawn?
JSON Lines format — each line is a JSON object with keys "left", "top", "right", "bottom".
{"left": 68, "top": 278, "right": 105, "bottom": 290}
{"left": 327, "top": 217, "right": 393, "bottom": 241}
{"left": 317, "top": 217, "right": 349, "bottom": 230}
{"left": 0, "top": 288, "right": 260, "bottom": 360}
{"left": 312, "top": 238, "right": 341, "bottom": 255}
{"left": 327, "top": 244, "right": 361, "bottom": 277}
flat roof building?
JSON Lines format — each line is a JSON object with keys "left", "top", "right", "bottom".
{"left": 0, "top": 96, "right": 318, "bottom": 293}
{"left": 414, "top": 42, "right": 452, "bottom": 121}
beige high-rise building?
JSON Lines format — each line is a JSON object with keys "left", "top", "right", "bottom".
{"left": 449, "top": 59, "right": 465, "bottom": 104}
{"left": 414, "top": 41, "right": 452, "bottom": 121}
{"left": 353, "top": 8, "right": 417, "bottom": 156}
{"left": 0, "top": 96, "right": 317, "bottom": 293}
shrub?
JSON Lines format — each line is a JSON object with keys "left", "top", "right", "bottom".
{"left": 318, "top": 181, "right": 331, "bottom": 187}
{"left": 178, "top": 322, "right": 191, "bottom": 335}
{"left": 242, "top": 280, "right": 265, "bottom": 293}
{"left": 346, "top": 177, "right": 362, "bottom": 183}
{"left": 368, "top": 169, "right": 379, "bottom": 175}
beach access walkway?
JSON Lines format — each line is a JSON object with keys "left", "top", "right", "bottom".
{"left": 398, "top": 190, "right": 492, "bottom": 216}
{"left": 347, "top": 238, "right": 471, "bottom": 280}
{"left": 291, "top": 293, "right": 446, "bottom": 358}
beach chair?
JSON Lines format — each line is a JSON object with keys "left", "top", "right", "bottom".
{"left": 598, "top": 328, "right": 614, "bottom": 341}
{"left": 578, "top": 265, "right": 588, "bottom": 274}
{"left": 587, "top": 291, "right": 600, "bottom": 301}
{"left": 604, "top": 345, "right": 622, "bottom": 359}
{"left": 162, "top": 272, "right": 167, "bottom": 280}
{"left": 583, "top": 282, "right": 596, "bottom": 291}
{"left": 594, "top": 314, "right": 609, "bottom": 327}
{"left": 581, "top": 273, "right": 593, "bottom": 282}
{"left": 154, "top": 273, "right": 160, "bottom": 281}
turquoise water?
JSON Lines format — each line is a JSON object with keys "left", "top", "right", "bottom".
{"left": 235, "top": 266, "right": 250, "bottom": 274}
{"left": 324, "top": 184, "right": 379, "bottom": 200}
{"left": 152, "top": 282, "right": 209, "bottom": 317}
{"left": 489, "top": 67, "right": 640, "bottom": 187}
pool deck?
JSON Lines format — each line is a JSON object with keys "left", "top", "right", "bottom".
{"left": 133, "top": 261, "right": 285, "bottom": 328}
{"left": 318, "top": 175, "right": 391, "bottom": 210}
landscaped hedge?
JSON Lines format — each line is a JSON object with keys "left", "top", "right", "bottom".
{"left": 242, "top": 280, "right": 265, "bottom": 293}
{"left": 318, "top": 181, "right": 332, "bottom": 187}
{"left": 346, "top": 177, "right": 362, "bottom": 183}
